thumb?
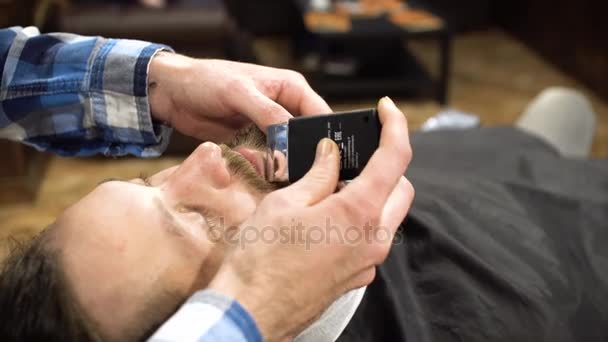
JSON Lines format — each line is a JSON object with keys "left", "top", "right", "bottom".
{"left": 281, "top": 138, "right": 340, "bottom": 206}
{"left": 231, "top": 85, "right": 293, "bottom": 131}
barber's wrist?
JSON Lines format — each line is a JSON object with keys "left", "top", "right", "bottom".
{"left": 208, "top": 268, "right": 279, "bottom": 341}
{"left": 148, "top": 51, "right": 193, "bottom": 125}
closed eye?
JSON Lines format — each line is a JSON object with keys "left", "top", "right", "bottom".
{"left": 98, "top": 174, "right": 152, "bottom": 187}
{"left": 138, "top": 173, "right": 153, "bottom": 187}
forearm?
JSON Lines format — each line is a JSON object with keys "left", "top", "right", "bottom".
{"left": 0, "top": 26, "right": 173, "bottom": 157}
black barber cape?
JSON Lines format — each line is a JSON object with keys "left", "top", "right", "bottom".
{"left": 337, "top": 127, "right": 608, "bottom": 342}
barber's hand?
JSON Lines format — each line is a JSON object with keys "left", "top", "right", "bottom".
{"left": 208, "top": 97, "right": 414, "bottom": 341}
{"left": 148, "top": 53, "right": 331, "bottom": 141}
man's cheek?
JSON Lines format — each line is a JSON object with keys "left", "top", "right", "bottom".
{"left": 207, "top": 216, "right": 241, "bottom": 244}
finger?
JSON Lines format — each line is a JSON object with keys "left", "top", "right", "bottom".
{"left": 229, "top": 83, "right": 294, "bottom": 132}
{"left": 275, "top": 72, "right": 332, "bottom": 116}
{"left": 377, "top": 176, "right": 414, "bottom": 251}
{"left": 339, "top": 97, "right": 412, "bottom": 210}
{"left": 279, "top": 138, "right": 340, "bottom": 206}
{"left": 296, "top": 87, "right": 332, "bottom": 116}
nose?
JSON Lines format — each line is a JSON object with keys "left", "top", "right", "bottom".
{"left": 169, "top": 142, "right": 232, "bottom": 190}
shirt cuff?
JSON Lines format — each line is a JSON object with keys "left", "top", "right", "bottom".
{"left": 87, "top": 38, "right": 174, "bottom": 157}
{"left": 149, "top": 289, "right": 263, "bottom": 342}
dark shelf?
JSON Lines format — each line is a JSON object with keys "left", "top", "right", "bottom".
{"left": 302, "top": 12, "right": 452, "bottom": 104}
{"left": 308, "top": 48, "right": 436, "bottom": 100}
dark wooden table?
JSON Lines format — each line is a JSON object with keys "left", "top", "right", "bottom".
{"left": 303, "top": 5, "right": 451, "bottom": 105}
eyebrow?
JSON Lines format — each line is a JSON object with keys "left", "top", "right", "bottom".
{"left": 98, "top": 177, "right": 123, "bottom": 185}
{"left": 98, "top": 178, "right": 184, "bottom": 237}
{"left": 98, "top": 173, "right": 150, "bottom": 186}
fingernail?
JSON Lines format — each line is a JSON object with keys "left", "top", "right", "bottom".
{"left": 380, "top": 96, "right": 395, "bottom": 107}
{"left": 317, "top": 138, "right": 333, "bottom": 158}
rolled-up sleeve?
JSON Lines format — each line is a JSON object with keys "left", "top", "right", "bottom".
{"left": 0, "top": 26, "right": 173, "bottom": 157}
{"left": 149, "top": 290, "right": 263, "bottom": 342}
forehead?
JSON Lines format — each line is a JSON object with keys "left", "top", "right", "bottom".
{"left": 55, "top": 181, "right": 171, "bottom": 289}
{"left": 56, "top": 181, "right": 155, "bottom": 261}
{"left": 54, "top": 182, "right": 173, "bottom": 335}
{"left": 60, "top": 182, "right": 154, "bottom": 228}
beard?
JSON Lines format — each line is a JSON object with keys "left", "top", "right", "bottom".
{"left": 219, "top": 125, "right": 286, "bottom": 193}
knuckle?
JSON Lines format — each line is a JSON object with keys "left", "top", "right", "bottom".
{"left": 306, "top": 171, "right": 331, "bottom": 186}
{"left": 261, "top": 78, "right": 283, "bottom": 98}
{"left": 224, "top": 77, "right": 247, "bottom": 94}
{"left": 363, "top": 268, "right": 377, "bottom": 285}
{"left": 309, "top": 161, "right": 338, "bottom": 181}
{"left": 288, "top": 70, "right": 307, "bottom": 84}
{"left": 402, "top": 144, "right": 413, "bottom": 165}
{"left": 369, "top": 243, "right": 391, "bottom": 264}
{"left": 391, "top": 139, "right": 412, "bottom": 166}
{"left": 403, "top": 177, "right": 415, "bottom": 200}
{"left": 392, "top": 176, "right": 415, "bottom": 207}
{"left": 354, "top": 268, "right": 376, "bottom": 287}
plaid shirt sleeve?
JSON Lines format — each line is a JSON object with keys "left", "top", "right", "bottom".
{"left": 149, "top": 290, "right": 263, "bottom": 342}
{"left": 0, "top": 26, "right": 173, "bottom": 157}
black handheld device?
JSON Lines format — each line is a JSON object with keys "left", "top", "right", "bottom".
{"left": 266, "top": 108, "right": 381, "bottom": 183}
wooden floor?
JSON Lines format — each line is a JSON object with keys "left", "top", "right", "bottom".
{"left": 0, "top": 29, "right": 606, "bottom": 257}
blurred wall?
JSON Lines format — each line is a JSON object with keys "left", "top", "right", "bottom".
{"left": 0, "top": 0, "right": 35, "bottom": 27}
{"left": 494, "top": 0, "right": 608, "bottom": 100}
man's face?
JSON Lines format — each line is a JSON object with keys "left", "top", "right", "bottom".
{"left": 55, "top": 127, "right": 277, "bottom": 339}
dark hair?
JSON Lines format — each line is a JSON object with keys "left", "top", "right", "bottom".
{"left": 0, "top": 228, "right": 101, "bottom": 341}
{"left": 0, "top": 228, "right": 185, "bottom": 342}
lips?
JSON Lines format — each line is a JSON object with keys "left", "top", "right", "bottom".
{"left": 233, "top": 147, "right": 266, "bottom": 178}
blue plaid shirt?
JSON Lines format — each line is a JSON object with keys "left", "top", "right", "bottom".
{"left": 150, "top": 290, "right": 263, "bottom": 342}
{"left": 0, "top": 26, "right": 172, "bottom": 157}
{"left": 1, "top": 27, "right": 263, "bottom": 341}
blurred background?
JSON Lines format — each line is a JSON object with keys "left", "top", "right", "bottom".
{"left": 0, "top": 0, "right": 607, "bottom": 254}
